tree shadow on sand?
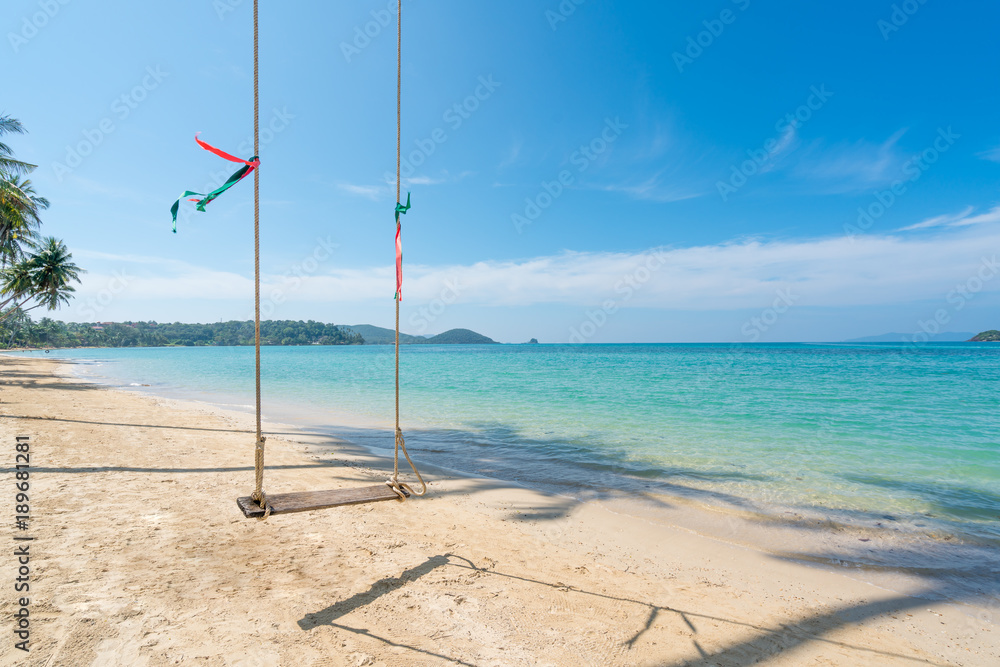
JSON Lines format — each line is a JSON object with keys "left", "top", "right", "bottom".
{"left": 298, "top": 553, "right": 959, "bottom": 666}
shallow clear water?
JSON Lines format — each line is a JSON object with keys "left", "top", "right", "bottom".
{"left": 13, "top": 343, "right": 1000, "bottom": 545}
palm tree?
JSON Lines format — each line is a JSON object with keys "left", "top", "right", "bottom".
{"left": 0, "top": 175, "right": 48, "bottom": 264}
{"left": 0, "top": 260, "right": 33, "bottom": 310}
{"left": 1, "top": 116, "right": 46, "bottom": 266}
{"left": 0, "top": 116, "right": 37, "bottom": 177}
{"left": 0, "top": 306, "right": 30, "bottom": 347}
{"left": 0, "top": 237, "right": 83, "bottom": 322}
{"left": 27, "top": 237, "right": 82, "bottom": 310}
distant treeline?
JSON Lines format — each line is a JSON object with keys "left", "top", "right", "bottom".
{"left": 0, "top": 318, "right": 364, "bottom": 348}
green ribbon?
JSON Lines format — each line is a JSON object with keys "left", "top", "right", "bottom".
{"left": 395, "top": 192, "right": 411, "bottom": 221}
{"left": 169, "top": 157, "right": 258, "bottom": 233}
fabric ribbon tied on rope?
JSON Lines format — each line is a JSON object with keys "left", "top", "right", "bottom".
{"left": 394, "top": 192, "right": 410, "bottom": 300}
{"left": 169, "top": 133, "right": 260, "bottom": 232}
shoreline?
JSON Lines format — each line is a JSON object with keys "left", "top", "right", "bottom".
{"left": 50, "top": 351, "right": 1000, "bottom": 591}
{"left": 2, "top": 354, "right": 998, "bottom": 664}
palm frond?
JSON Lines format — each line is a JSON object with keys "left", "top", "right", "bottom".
{"left": 0, "top": 117, "right": 26, "bottom": 137}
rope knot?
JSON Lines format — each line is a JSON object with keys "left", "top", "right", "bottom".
{"left": 250, "top": 489, "right": 272, "bottom": 519}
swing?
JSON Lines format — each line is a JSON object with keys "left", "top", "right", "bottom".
{"left": 170, "top": 0, "right": 426, "bottom": 518}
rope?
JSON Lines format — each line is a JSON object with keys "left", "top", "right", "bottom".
{"left": 387, "top": 0, "right": 426, "bottom": 500}
{"left": 249, "top": 0, "right": 271, "bottom": 519}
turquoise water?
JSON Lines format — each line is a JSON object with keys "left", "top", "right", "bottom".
{"left": 14, "top": 343, "right": 1000, "bottom": 545}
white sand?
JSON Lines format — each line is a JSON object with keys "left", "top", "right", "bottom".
{"left": 0, "top": 354, "right": 997, "bottom": 666}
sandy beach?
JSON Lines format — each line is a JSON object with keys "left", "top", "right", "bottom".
{"left": 0, "top": 354, "right": 997, "bottom": 666}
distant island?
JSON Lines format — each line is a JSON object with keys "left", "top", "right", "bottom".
{"left": 0, "top": 319, "right": 498, "bottom": 349}
{"left": 969, "top": 330, "right": 1000, "bottom": 342}
{"left": 346, "top": 324, "right": 497, "bottom": 345}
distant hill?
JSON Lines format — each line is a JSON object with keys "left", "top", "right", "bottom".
{"left": 969, "top": 330, "right": 1000, "bottom": 342}
{"left": 424, "top": 328, "right": 498, "bottom": 344}
{"left": 0, "top": 319, "right": 363, "bottom": 349}
{"left": 348, "top": 325, "right": 497, "bottom": 345}
{"left": 346, "top": 325, "right": 427, "bottom": 345}
{"left": 844, "top": 331, "right": 975, "bottom": 343}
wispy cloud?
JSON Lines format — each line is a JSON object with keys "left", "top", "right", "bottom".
{"left": 593, "top": 174, "right": 703, "bottom": 202}
{"left": 66, "top": 175, "right": 149, "bottom": 204}
{"left": 760, "top": 124, "right": 798, "bottom": 174}
{"left": 74, "top": 225, "right": 1000, "bottom": 312}
{"left": 403, "top": 176, "right": 446, "bottom": 186}
{"left": 336, "top": 183, "right": 382, "bottom": 200}
{"left": 382, "top": 171, "right": 474, "bottom": 189}
{"left": 898, "top": 204, "right": 1000, "bottom": 231}
{"left": 977, "top": 145, "right": 1000, "bottom": 163}
{"left": 793, "top": 129, "right": 907, "bottom": 192}
{"left": 496, "top": 139, "right": 522, "bottom": 170}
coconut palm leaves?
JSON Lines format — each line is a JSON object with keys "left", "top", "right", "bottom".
{"left": 0, "top": 116, "right": 83, "bottom": 326}
{"left": 1, "top": 115, "right": 48, "bottom": 266}
{"left": 0, "top": 237, "right": 83, "bottom": 322}
{"left": 0, "top": 175, "right": 48, "bottom": 264}
{"left": 0, "top": 116, "right": 37, "bottom": 177}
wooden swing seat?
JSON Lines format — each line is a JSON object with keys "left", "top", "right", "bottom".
{"left": 237, "top": 484, "right": 408, "bottom": 518}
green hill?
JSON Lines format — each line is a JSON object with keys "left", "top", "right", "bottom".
{"left": 347, "top": 325, "right": 497, "bottom": 345}
{"left": 425, "top": 328, "right": 498, "bottom": 344}
{"left": 969, "top": 330, "right": 1000, "bottom": 342}
{"left": 0, "top": 319, "right": 363, "bottom": 349}
{"left": 345, "top": 325, "right": 427, "bottom": 345}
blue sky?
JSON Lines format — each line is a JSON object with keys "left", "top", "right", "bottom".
{"left": 5, "top": 0, "right": 1000, "bottom": 342}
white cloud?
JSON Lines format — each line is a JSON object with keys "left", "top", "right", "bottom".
{"left": 952, "top": 205, "right": 1000, "bottom": 227}
{"left": 72, "top": 226, "right": 1000, "bottom": 314}
{"left": 336, "top": 183, "right": 382, "bottom": 200}
{"left": 594, "top": 174, "right": 704, "bottom": 202}
{"left": 496, "top": 139, "right": 522, "bottom": 170}
{"left": 898, "top": 205, "right": 1000, "bottom": 231}
{"left": 897, "top": 206, "right": 975, "bottom": 231}
{"left": 402, "top": 176, "right": 444, "bottom": 186}
{"left": 793, "top": 129, "right": 907, "bottom": 192}
{"left": 977, "top": 145, "right": 1000, "bottom": 163}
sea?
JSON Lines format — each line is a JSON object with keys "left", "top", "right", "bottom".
{"left": 11, "top": 342, "right": 1000, "bottom": 601}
